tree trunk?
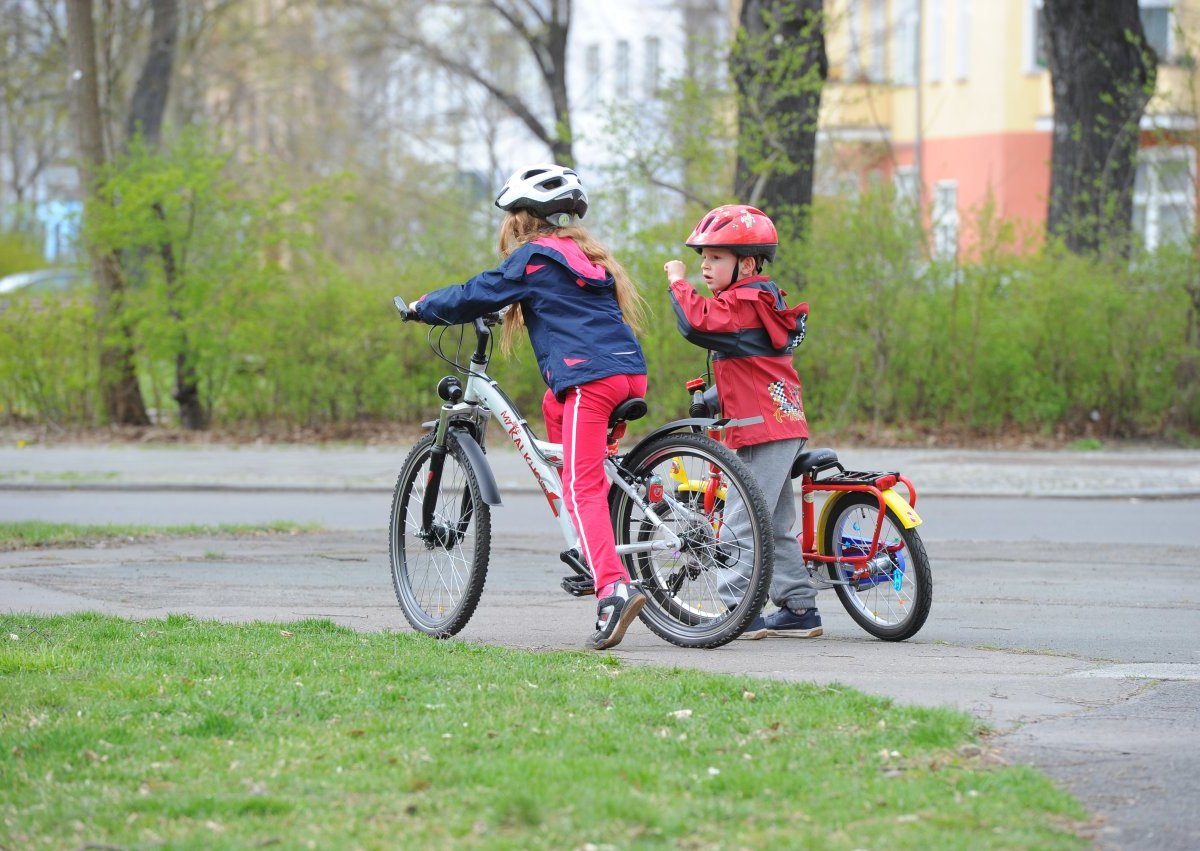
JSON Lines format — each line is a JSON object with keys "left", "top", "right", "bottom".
{"left": 541, "top": 4, "right": 573, "bottom": 166}
{"left": 154, "top": 201, "right": 209, "bottom": 430}
{"left": 65, "top": 0, "right": 151, "bottom": 426}
{"left": 733, "top": 0, "right": 828, "bottom": 223}
{"left": 124, "top": 0, "right": 179, "bottom": 147}
{"left": 1043, "top": 0, "right": 1156, "bottom": 256}
{"left": 123, "top": 0, "right": 203, "bottom": 429}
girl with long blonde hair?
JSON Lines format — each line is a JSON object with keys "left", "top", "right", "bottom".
{"left": 408, "top": 164, "right": 649, "bottom": 651}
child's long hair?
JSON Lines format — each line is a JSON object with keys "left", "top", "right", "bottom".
{"left": 496, "top": 209, "right": 646, "bottom": 352}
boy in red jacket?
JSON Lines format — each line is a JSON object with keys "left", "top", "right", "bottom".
{"left": 663, "top": 205, "right": 821, "bottom": 638}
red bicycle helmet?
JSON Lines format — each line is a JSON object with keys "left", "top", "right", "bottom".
{"left": 685, "top": 205, "right": 778, "bottom": 263}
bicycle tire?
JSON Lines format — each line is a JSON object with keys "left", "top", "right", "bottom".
{"left": 610, "top": 432, "right": 773, "bottom": 649}
{"left": 389, "top": 431, "right": 490, "bottom": 637}
{"left": 822, "top": 493, "right": 932, "bottom": 641}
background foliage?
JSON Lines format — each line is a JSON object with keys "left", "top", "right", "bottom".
{"left": 3, "top": 135, "right": 1197, "bottom": 442}
{"left": 2, "top": 1, "right": 1197, "bottom": 444}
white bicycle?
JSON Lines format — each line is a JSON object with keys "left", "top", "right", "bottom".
{"left": 389, "top": 300, "right": 775, "bottom": 649}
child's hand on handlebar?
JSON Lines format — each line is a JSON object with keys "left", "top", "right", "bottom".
{"left": 393, "top": 295, "right": 419, "bottom": 321}
{"left": 663, "top": 260, "right": 687, "bottom": 283}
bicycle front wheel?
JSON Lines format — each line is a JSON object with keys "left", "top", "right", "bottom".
{"left": 823, "top": 493, "right": 932, "bottom": 641}
{"left": 389, "top": 431, "right": 490, "bottom": 637}
{"left": 610, "top": 432, "right": 773, "bottom": 649}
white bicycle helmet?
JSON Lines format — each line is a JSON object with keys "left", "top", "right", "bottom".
{"left": 494, "top": 163, "right": 588, "bottom": 222}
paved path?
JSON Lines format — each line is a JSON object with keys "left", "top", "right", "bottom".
{"left": 4, "top": 441, "right": 1200, "bottom": 498}
{"left": 3, "top": 441, "right": 1200, "bottom": 850}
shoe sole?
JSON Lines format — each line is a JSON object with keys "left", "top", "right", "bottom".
{"left": 737, "top": 627, "right": 770, "bottom": 640}
{"left": 766, "top": 627, "right": 823, "bottom": 638}
{"left": 589, "top": 592, "right": 647, "bottom": 650}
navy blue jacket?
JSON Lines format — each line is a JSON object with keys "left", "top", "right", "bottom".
{"left": 414, "top": 236, "right": 646, "bottom": 396}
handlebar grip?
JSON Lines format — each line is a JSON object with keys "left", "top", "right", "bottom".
{"left": 393, "top": 296, "right": 418, "bottom": 321}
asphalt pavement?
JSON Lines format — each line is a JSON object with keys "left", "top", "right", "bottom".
{"left": 3, "top": 439, "right": 1200, "bottom": 850}
{"left": 3, "top": 440, "right": 1200, "bottom": 498}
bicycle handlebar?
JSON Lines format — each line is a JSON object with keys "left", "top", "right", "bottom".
{"left": 393, "top": 296, "right": 418, "bottom": 321}
{"left": 395, "top": 295, "right": 506, "bottom": 366}
{"left": 393, "top": 295, "right": 503, "bottom": 330}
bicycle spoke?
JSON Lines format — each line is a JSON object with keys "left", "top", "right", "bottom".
{"left": 612, "top": 433, "right": 774, "bottom": 647}
{"left": 390, "top": 433, "right": 490, "bottom": 637}
{"left": 825, "top": 494, "right": 932, "bottom": 641}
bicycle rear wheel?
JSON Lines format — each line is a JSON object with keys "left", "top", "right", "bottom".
{"left": 822, "top": 493, "right": 932, "bottom": 641}
{"left": 610, "top": 432, "right": 773, "bottom": 649}
{"left": 389, "top": 432, "right": 490, "bottom": 637}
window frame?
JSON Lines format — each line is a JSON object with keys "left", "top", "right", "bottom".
{"left": 1027, "top": 0, "right": 1173, "bottom": 73}
{"left": 932, "top": 179, "right": 960, "bottom": 261}
{"left": 1133, "top": 145, "right": 1196, "bottom": 251}
{"left": 615, "top": 39, "right": 631, "bottom": 99}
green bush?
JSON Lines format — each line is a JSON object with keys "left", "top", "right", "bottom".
{"left": 2, "top": 151, "right": 1196, "bottom": 442}
{"left": 0, "top": 294, "right": 98, "bottom": 425}
{"left": 0, "top": 231, "right": 47, "bottom": 279}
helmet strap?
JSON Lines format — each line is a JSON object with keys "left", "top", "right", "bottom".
{"left": 734, "top": 254, "right": 757, "bottom": 286}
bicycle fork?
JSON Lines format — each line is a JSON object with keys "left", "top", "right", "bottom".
{"left": 418, "top": 406, "right": 474, "bottom": 549}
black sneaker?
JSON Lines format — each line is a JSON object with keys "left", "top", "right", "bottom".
{"left": 761, "top": 606, "right": 823, "bottom": 638}
{"left": 586, "top": 582, "right": 646, "bottom": 650}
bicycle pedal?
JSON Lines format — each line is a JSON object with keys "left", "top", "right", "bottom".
{"left": 560, "top": 575, "right": 595, "bottom": 597}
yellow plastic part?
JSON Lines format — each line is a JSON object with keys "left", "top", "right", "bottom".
{"left": 816, "top": 488, "right": 922, "bottom": 549}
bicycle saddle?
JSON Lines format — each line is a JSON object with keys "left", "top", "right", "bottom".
{"left": 608, "top": 397, "right": 647, "bottom": 428}
{"left": 790, "top": 448, "right": 841, "bottom": 479}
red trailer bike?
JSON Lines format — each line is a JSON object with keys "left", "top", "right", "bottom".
{"left": 679, "top": 378, "right": 933, "bottom": 641}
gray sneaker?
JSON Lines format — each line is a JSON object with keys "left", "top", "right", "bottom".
{"left": 586, "top": 582, "right": 646, "bottom": 650}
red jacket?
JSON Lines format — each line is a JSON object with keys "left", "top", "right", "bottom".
{"left": 668, "top": 275, "right": 808, "bottom": 449}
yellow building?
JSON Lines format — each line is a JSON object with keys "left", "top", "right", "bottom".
{"left": 820, "top": 0, "right": 1199, "bottom": 255}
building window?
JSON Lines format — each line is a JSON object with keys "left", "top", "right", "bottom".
{"left": 1028, "top": 0, "right": 1172, "bottom": 72}
{"left": 894, "top": 166, "right": 919, "bottom": 213}
{"left": 615, "top": 40, "right": 630, "bottom": 99}
{"left": 1026, "top": 0, "right": 1048, "bottom": 72}
{"left": 585, "top": 43, "right": 601, "bottom": 101}
{"left": 643, "top": 36, "right": 660, "bottom": 97}
{"left": 1133, "top": 147, "right": 1196, "bottom": 250}
{"left": 1139, "top": 0, "right": 1173, "bottom": 60}
{"left": 892, "top": 0, "right": 918, "bottom": 85}
{"left": 869, "top": 0, "right": 886, "bottom": 81}
{"left": 955, "top": 0, "right": 971, "bottom": 80}
{"left": 846, "top": 0, "right": 863, "bottom": 80}
{"left": 932, "top": 180, "right": 959, "bottom": 261}
{"left": 929, "top": 0, "right": 944, "bottom": 83}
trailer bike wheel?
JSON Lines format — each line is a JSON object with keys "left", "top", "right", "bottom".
{"left": 822, "top": 493, "right": 932, "bottom": 641}
{"left": 389, "top": 432, "right": 490, "bottom": 637}
{"left": 610, "top": 432, "right": 773, "bottom": 649}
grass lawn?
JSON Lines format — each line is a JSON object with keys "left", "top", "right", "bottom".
{"left": 0, "top": 520, "right": 319, "bottom": 551}
{"left": 1, "top": 613, "right": 1090, "bottom": 850}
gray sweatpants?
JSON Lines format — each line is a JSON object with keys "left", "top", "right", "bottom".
{"left": 720, "top": 437, "right": 818, "bottom": 612}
